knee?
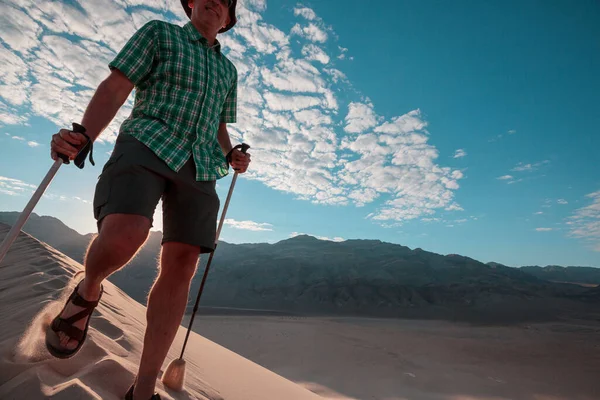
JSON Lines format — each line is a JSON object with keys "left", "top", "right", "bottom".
{"left": 98, "top": 214, "right": 150, "bottom": 255}
{"left": 160, "top": 243, "right": 200, "bottom": 283}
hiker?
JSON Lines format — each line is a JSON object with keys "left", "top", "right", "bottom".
{"left": 45, "top": 0, "right": 248, "bottom": 398}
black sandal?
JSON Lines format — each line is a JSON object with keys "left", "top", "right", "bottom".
{"left": 45, "top": 280, "right": 103, "bottom": 359}
{"left": 125, "top": 384, "right": 162, "bottom": 400}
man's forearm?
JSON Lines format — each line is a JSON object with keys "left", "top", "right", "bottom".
{"left": 217, "top": 123, "right": 233, "bottom": 156}
{"left": 80, "top": 73, "right": 133, "bottom": 141}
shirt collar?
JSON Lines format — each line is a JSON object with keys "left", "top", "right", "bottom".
{"left": 183, "top": 22, "right": 222, "bottom": 54}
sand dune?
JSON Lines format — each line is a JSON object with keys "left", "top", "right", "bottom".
{"left": 0, "top": 224, "right": 323, "bottom": 400}
{"left": 2, "top": 223, "right": 599, "bottom": 400}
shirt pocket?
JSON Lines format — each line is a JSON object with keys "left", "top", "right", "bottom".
{"left": 214, "top": 74, "right": 231, "bottom": 104}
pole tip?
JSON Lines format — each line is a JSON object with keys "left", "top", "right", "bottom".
{"left": 161, "top": 358, "right": 186, "bottom": 391}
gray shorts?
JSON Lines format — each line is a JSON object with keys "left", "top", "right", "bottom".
{"left": 92, "top": 133, "right": 220, "bottom": 253}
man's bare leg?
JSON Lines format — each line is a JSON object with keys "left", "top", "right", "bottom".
{"left": 55, "top": 214, "right": 152, "bottom": 349}
{"left": 133, "top": 242, "right": 200, "bottom": 399}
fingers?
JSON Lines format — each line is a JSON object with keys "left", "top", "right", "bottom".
{"left": 232, "top": 151, "right": 251, "bottom": 164}
{"left": 58, "top": 129, "right": 87, "bottom": 145}
{"left": 230, "top": 150, "right": 251, "bottom": 173}
{"left": 50, "top": 129, "right": 86, "bottom": 160}
{"left": 52, "top": 134, "right": 78, "bottom": 160}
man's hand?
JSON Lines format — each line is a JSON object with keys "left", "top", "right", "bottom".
{"left": 229, "top": 148, "right": 251, "bottom": 173}
{"left": 50, "top": 129, "right": 88, "bottom": 161}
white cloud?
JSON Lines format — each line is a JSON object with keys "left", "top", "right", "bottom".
{"left": 224, "top": 219, "right": 273, "bottom": 231}
{"left": 263, "top": 92, "right": 322, "bottom": 111}
{"left": 246, "top": 0, "right": 267, "bottom": 12}
{"left": 338, "top": 108, "right": 463, "bottom": 222}
{"left": 0, "top": 4, "right": 41, "bottom": 53}
{"left": 0, "top": 175, "right": 36, "bottom": 196}
{"left": 511, "top": 160, "right": 550, "bottom": 172}
{"left": 566, "top": 190, "right": 600, "bottom": 252}
{"left": 261, "top": 62, "right": 324, "bottom": 93}
{"left": 73, "top": 196, "right": 91, "bottom": 204}
{"left": 0, "top": 0, "right": 143, "bottom": 143}
{"left": 498, "top": 160, "right": 550, "bottom": 184}
{"left": 324, "top": 68, "right": 346, "bottom": 83}
{"left": 291, "top": 23, "right": 328, "bottom": 43}
{"left": 445, "top": 203, "right": 464, "bottom": 211}
{"left": 344, "top": 102, "right": 378, "bottom": 133}
{"left": 453, "top": 149, "right": 467, "bottom": 158}
{"left": 0, "top": 0, "right": 463, "bottom": 226}
{"left": 488, "top": 129, "right": 516, "bottom": 142}
{"left": 8, "top": 135, "right": 41, "bottom": 148}
{"left": 557, "top": 199, "right": 568, "bottom": 205}
{"left": 535, "top": 228, "right": 553, "bottom": 232}
{"left": 293, "top": 109, "right": 333, "bottom": 127}
{"left": 301, "top": 44, "right": 330, "bottom": 64}
{"left": 488, "top": 134, "right": 503, "bottom": 142}
{"left": 235, "top": 22, "right": 289, "bottom": 54}
{"left": 293, "top": 7, "right": 317, "bottom": 21}
{"left": 374, "top": 110, "right": 427, "bottom": 135}
{"left": 534, "top": 211, "right": 544, "bottom": 215}
{"left": 0, "top": 101, "right": 28, "bottom": 125}
{"left": 0, "top": 175, "right": 93, "bottom": 206}
{"left": 0, "top": 46, "right": 30, "bottom": 106}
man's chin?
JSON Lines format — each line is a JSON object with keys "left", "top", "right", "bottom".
{"left": 205, "top": 7, "right": 220, "bottom": 18}
{"left": 196, "top": 15, "right": 220, "bottom": 29}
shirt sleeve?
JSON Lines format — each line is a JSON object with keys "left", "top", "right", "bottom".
{"left": 108, "top": 20, "right": 158, "bottom": 86}
{"left": 220, "top": 70, "right": 237, "bottom": 123}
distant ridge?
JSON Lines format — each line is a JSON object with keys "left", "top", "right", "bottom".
{"left": 1, "top": 212, "right": 598, "bottom": 323}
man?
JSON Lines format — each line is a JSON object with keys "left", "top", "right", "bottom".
{"left": 45, "top": 0, "right": 249, "bottom": 398}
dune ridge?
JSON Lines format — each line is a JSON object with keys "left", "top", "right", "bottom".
{"left": 0, "top": 224, "right": 323, "bottom": 400}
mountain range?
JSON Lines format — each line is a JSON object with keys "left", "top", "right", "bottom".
{"left": 1, "top": 212, "right": 598, "bottom": 323}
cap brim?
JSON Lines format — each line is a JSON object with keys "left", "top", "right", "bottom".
{"left": 180, "top": 0, "right": 237, "bottom": 33}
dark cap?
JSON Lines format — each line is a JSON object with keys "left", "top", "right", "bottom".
{"left": 180, "top": 0, "right": 237, "bottom": 33}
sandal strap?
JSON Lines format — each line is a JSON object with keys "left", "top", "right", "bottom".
{"left": 62, "top": 308, "right": 94, "bottom": 325}
{"left": 125, "top": 384, "right": 162, "bottom": 399}
{"left": 48, "top": 281, "right": 103, "bottom": 342}
{"left": 69, "top": 286, "right": 101, "bottom": 308}
{"left": 51, "top": 318, "right": 85, "bottom": 342}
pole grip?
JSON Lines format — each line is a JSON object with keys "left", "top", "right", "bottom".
{"left": 56, "top": 123, "right": 87, "bottom": 165}
{"left": 226, "top": 143, "right": 250, "bottom": 171}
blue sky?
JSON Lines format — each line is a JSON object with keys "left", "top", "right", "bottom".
{"left": 1, "top": 0, "right": 599, "bottom": 268}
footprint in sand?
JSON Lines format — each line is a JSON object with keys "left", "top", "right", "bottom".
{"left": 92, "top": 316, "right": 125, "bottom": 341}
{"left": 102, "top": 302, "right": 128, "bottom": 319}
{"left": 31, "top": 256, "right": 64, "bottom": 270}
{"left": 31, "top": 276, "right": 69, "bottom": 292}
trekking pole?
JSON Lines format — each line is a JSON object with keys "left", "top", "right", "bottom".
{"left": 162, "top": 143, "right": 250, "bottom": 392}
{"left": 0, "top": 123, "right": 92, "bottom": 264}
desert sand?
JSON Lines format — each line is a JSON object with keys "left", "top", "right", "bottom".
{"left": 2, "top": 223, "right": 599, "bottom": 400}
{"left": 191, "top": 315, "right": 600, "bottom": 400}
{"left": 0, "top": 224, "right": 323, "bottom": 399}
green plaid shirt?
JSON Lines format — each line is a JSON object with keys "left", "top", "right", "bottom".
{"left": 109, "top": 20, "right": 237, "bottom": 181}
